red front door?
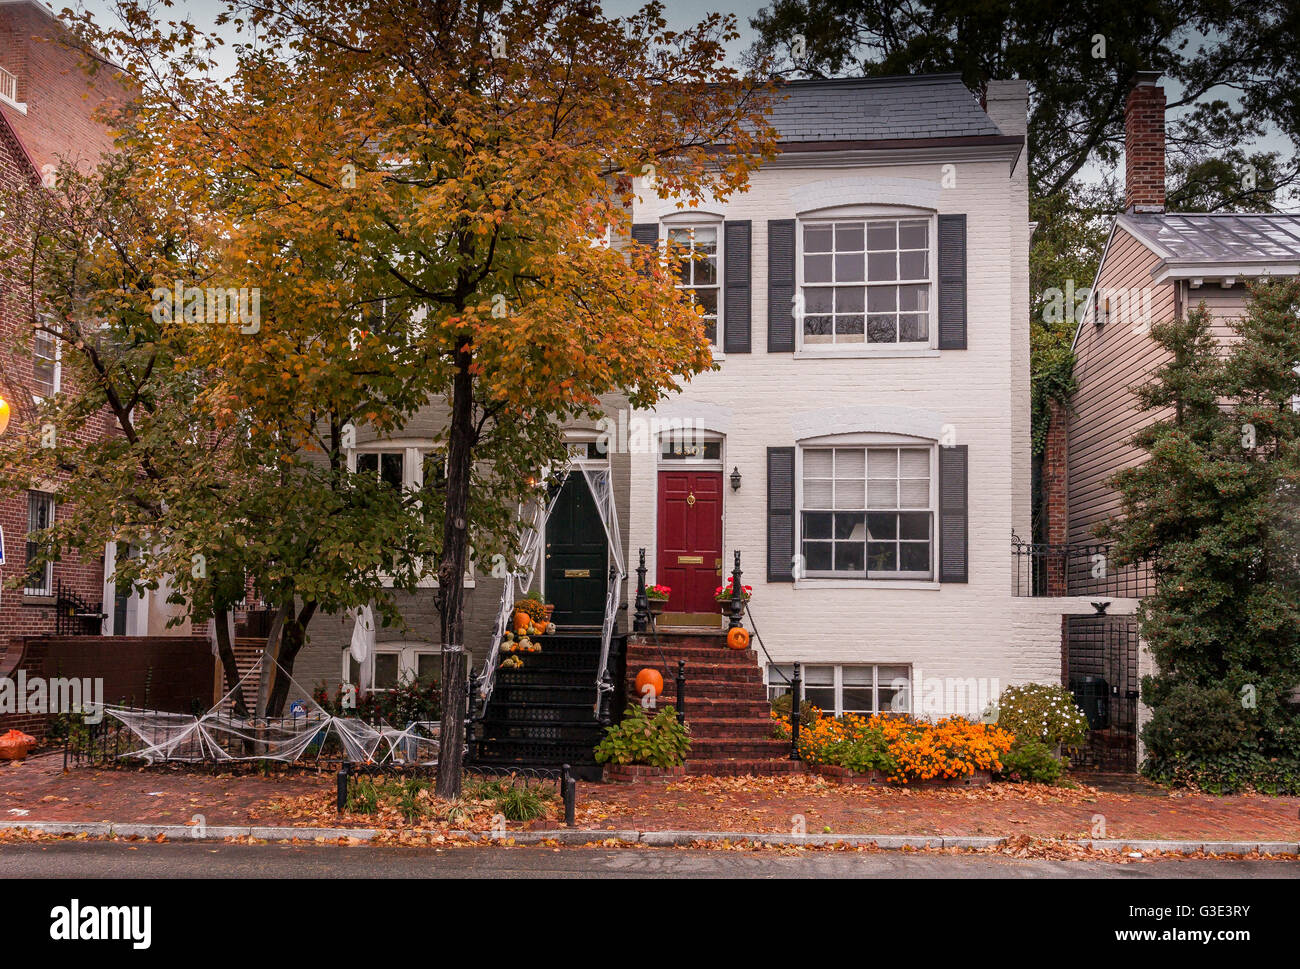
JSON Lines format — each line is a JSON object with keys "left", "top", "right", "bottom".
{"left": 657, "top": 470, "right": 723, "bottom": 619}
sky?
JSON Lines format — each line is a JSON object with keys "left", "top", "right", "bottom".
{"left": 55, "top": 0, "right": 1294, "bottom": 209}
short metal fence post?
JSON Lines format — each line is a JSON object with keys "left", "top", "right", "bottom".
{"left": 336, "top": 762, "right": 350, "bottom": 813}
{"left": 561, "top": 763, "right": 576, "bottom": 826}
{"left": 675, "top": 660, "right": 686, "bottom": 725}
{"left": 789, "top": 662, "right": 802, "bottom": 761}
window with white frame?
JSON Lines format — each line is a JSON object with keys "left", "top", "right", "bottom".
{"left": 355, "top": 449, "right": 406, "bottom": 489}
{"left": 800, "top": 446, "right": 933, "bottom": 579}
{"left": 25, "top": 491, "right": 56, "bottom": 596}
{"left": 667, "top": 225, "right": 719, "bottom": 345}
{"left": 767, "top": 664, "right": 911, "bottom": 716}
{"left": 33, "top": 322, "right": 60, "bottom": 397}
{"left": 346, "top": 644, "right": 443, "bottom": 691}
{"left": 801, "top": 219, "right": 930, "bottom": 346}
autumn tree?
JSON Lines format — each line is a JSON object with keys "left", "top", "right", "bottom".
{"left": 82, "top": 0, "right": 777, "bottom": 793}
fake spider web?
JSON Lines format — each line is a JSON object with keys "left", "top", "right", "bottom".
{"left": 102, "top": 653, "right": 441, "bottom": 766}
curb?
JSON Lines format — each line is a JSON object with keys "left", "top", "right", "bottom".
{"left": 1, "top": 821, "right": 1295, "bottom": 855}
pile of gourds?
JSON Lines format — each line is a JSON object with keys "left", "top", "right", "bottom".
{"left": 501, "top": 599, "right": 556, "bottom": 657}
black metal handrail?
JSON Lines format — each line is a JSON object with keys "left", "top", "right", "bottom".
{"left": 1011, "top": 538, "right": 1154, "bottom": 598}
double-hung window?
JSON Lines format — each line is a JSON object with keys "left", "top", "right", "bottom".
{"left": 33, "top": 321, "right": 60, "bottom": 397}
{"left": 667, "top": 225, "right": 719, "bottom": 345}
{"left": 801, "top": 218, "right": 930, "bottom": 346}
{"left": 801, "top": 446, "right": 933, "bottom": 579}
{"left": 25, "top": 491, "right": 56, "bottom": 596}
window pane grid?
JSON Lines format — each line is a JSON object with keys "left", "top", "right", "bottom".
{"left": 802, "top": 447, "right": 932, "bottom": 578}
{"left": 668, "top": 226, "right": 719, "bottom": 345}
{"left": 803, "top": 219, "right": 929, "bottom": 345}
{"left": 767, "top": 663, "right": 913, "bottom": 715}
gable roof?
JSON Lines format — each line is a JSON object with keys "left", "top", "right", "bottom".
{"left": 770, "top": 74, "right": 1009, "bottom": 146}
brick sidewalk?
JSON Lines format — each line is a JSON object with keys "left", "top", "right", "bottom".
{"left": 5, "top": 753, "right": 1299, "bottom": 843}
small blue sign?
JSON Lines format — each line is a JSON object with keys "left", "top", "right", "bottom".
{"left": 290, "top": 700, "right": 306, "bottom": 718}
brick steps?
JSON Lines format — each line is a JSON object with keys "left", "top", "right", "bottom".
{"left": 626, "top": 632, "right": 791, "bottom": 777}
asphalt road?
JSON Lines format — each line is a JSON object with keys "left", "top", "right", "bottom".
{"left": 1, "top": 841, "right": 1295, "bottom": 878}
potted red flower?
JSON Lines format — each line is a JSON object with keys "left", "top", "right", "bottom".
{"left": 645, "top": 583, "right": 671, "bottom": 617}
{"left": 714, "top": 578, "right": 752, "bottom": 615}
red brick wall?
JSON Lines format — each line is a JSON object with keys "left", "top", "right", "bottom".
{"left": 1043, "top": 397, "right": 1069, "bottom": 595}
{"left": 1124, "top": 73, "right": 1166, "bottom": 213}
{"left": 0, "top": 635, "right": 214, "bottom": 742}
{"left": 0, "top": 3, "right": 130, "bottom": 639}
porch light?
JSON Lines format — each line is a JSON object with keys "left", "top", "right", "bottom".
{"left": 730, "top": 466, "right": 742, "bottom": 492}
{"left": 0, "top": 395, "right": 9, "bottom": 436}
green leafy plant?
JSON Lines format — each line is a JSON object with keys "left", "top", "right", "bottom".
{"left": 594, "top": 705, "right": 691, "bottom": 768}
{"left": 346, "top": 776, "right": 381, "bottom": 815}
{"left": 463, "top": 775, "right": 556, "bottom": 821}
{"left": 997, "top": 738, "right": 1064, "bottom": 784}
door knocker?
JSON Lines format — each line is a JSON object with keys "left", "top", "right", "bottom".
{"left": 686, "top": 492, "right": 696, "bottom": 506}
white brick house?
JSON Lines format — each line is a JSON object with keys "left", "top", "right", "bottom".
{"left": 608, "top": 74, "right": 1066, "bottom": 719}
{"left": 299, "top": 74, "right": 1073, "bottom": 732}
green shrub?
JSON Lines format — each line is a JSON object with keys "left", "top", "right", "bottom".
{"left": 995, "top": 683, "right": 1089, "bottom": 750}
{"left": 464, "top": 776, "right": 556, "bottom": 821}
{"left": 998, "top": 739, "right": 1064, "bottom": 784}
{"left": 346, "top": 776, "right": 380, "bottom": 814}
{"left": 594, "top": 705, "right": 691, "bottom": 768}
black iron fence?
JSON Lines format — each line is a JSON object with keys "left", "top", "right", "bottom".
{"left": 1011, "top": 540, "right": 1154, "bottom": 598}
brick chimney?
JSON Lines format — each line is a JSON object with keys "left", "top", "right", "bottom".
{"left": 1124, "top": 71, "right": 1165, "bottom": 214}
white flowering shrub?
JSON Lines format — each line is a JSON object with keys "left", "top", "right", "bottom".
{"left": 995, "top": 683, "right": 1089, "bottom": 750}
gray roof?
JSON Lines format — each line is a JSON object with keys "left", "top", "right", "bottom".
{"left": 769, "top": 74, "right": 1002, "bottom": 144}
{"left": 1120, "top": 213, "right": 1300, "bottom": 266}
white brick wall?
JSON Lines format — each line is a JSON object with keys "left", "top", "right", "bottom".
{"left": 621, "top": 137, "right": 1065, "bottom": 714}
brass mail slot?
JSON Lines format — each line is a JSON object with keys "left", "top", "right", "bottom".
{"left": 564, "top": 569, "right": 590, "bottom": 578}
{"left": 677, "top": 555, "right": 704, "bottom": 565}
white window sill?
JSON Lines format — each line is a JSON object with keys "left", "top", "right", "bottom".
{"left": 0, "top": 96, "right": 27, "bottom": 115}
{"left": 794, "top": 578, "right": 940, "bottom": 591}
{"left": 794, "top": 347, "right": 940, "bottom": 360}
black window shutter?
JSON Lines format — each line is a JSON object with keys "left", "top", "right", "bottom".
{"left": 767, "top": 219, "right": 796, "bottom": 352}
{"left": 723, "top": 220, "right": 752, "bottom": 353}
{"left": 630, "top": 222, "right": 659, "bottom": 249}
{"left": 936, "top": 214, "right": 967, "bottom": 350}
{"left": 768, "top": 447, "right": 796, "bottom": 582}
{"left": 938, "top": 444, "right": 969, "bottom": 583}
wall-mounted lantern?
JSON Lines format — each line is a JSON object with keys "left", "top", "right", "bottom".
{"left": 730, "top": 466, "right": 742, "bottom": 492}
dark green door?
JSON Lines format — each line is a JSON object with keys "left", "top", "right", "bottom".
{"left": 544, "top": 474, "right": 608, "bottom": 627}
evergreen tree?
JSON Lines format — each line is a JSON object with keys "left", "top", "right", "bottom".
{"left": 1103, "top": 279, "right": 1300, "bottom": 793}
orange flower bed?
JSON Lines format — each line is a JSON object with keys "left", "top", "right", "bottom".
{"left": 771, "top": 710, "right": 1013, "bottom": 784}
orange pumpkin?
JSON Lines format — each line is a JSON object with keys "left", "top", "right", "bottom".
{"left": 726, "top": 627, "right": 751, "bottom": 650}
{"left": 634, "top": 668, "right": 664, "bottom": 699}
{"left": 514, "top": 611, "right": 531, "bottom": 634}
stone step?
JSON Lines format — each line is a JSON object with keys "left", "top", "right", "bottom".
{"left": 626, "top": 645, "right": 759, "bottom": 667}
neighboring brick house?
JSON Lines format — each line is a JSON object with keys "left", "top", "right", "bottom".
{"left": 293, "top": 74, "right": 1085, "bottom": 774}
{"left": 0, "top": 0, "right": 176, "bottom": 640}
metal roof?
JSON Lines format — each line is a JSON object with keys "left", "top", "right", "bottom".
{"left": 770, "top": 74, "right": 1003, "bottom": 144}
{"left": 1119, "top": 212, "right": 1300, "bottom": 266}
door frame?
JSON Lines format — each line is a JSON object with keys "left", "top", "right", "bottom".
{"left": 653, "top": 429, "right": 727, "bottom": 628}
{"left": 538, "top": 439, "right": 611, "bottom": 619}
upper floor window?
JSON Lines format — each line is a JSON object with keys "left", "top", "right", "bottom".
{"left": 667, "top": 225, "right": 719, "bottom": 346}
{"left": 33, "top": 323, "right": 60, "bottom": 398}
{"left": 801, "top": 218, "right": 930, "bottom": 347}
{"left": 800, "top": 445, "right": 933, "bottom": 579}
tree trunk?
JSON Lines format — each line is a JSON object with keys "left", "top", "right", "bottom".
{"left": 265, "top": 600, "right": 317, "bottom": 718}
{"left": 211, "top": 604, "right": 248, "bottom": 718}
{"left": 436, "top": 335, "right": 475, "bottom": 798}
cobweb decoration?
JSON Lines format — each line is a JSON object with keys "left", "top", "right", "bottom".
{"left": 101, "top": 653, "right": 441, "bottom": 766}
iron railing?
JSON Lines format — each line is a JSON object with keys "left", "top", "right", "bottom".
{"left": 1011, "top": 538, "right": 1154, "bottom": 598}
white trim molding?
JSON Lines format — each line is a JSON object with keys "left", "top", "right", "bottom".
{"left": 791, "top": 405, "right": 946, "bottom": 443}
{"left": 792, "top": 176, "right": 941, "bottom": 216}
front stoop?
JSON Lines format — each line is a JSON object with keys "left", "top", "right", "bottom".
{"left": 626, "top": 631, "right": 800, "bottom": 777}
